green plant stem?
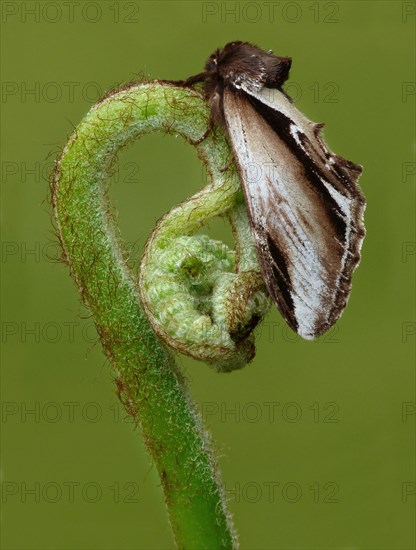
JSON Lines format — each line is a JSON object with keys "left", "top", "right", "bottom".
{"left": 51, "top": 82, "right": 239, "bottom": 548}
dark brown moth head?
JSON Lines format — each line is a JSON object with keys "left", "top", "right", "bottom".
{"left": 182, "top": 41, "right": 291, "bottom": 129}
{"left": 203, "top": 41, "right": 292, "bottom": 91}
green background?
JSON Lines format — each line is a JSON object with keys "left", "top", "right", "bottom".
{"left": 1, "top": 1, "right": 415, "bottom": 548}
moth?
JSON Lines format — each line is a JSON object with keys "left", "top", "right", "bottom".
{"left": 178, "top": 41, "right": 366, "bottom": 340}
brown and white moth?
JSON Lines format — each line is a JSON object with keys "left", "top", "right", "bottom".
{"left": 180, "top": 41, "right": 366, "bottom": 340}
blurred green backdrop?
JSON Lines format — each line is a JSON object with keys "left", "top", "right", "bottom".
{"left": 1, "top": 1, "right": 415, "bottom": 548}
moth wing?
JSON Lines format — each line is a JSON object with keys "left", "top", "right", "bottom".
{"left": 223, "top": 86, "right": 365, "bottom": 339}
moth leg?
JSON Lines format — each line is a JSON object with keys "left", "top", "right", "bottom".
{"left": 162, "top": 71, "right": 209, "bottom": 88}
{"left": 189, "top": 120, "right": 214, "bottom": 145}
{"left": 182, "top": 72, "right": 209, "bottom": 86}
{"left": 220, "top": 153, "right": 235, "bottom": 173}
{"left": 208, "top": 89, "right": 233, "bottom": 169}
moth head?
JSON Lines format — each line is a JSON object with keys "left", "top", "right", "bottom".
{"left": 205, "top": 52, "right": 219, "bottom": 74}
{"left": 204, "top": 42, "right": 292, "bottom": 91}
{"left": 270, "top": 56, "right": 292, "bottom": 88}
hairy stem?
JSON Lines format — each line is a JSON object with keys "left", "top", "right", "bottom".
{"left": 51, "top": 82, "right": 242, "bottom": 548}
